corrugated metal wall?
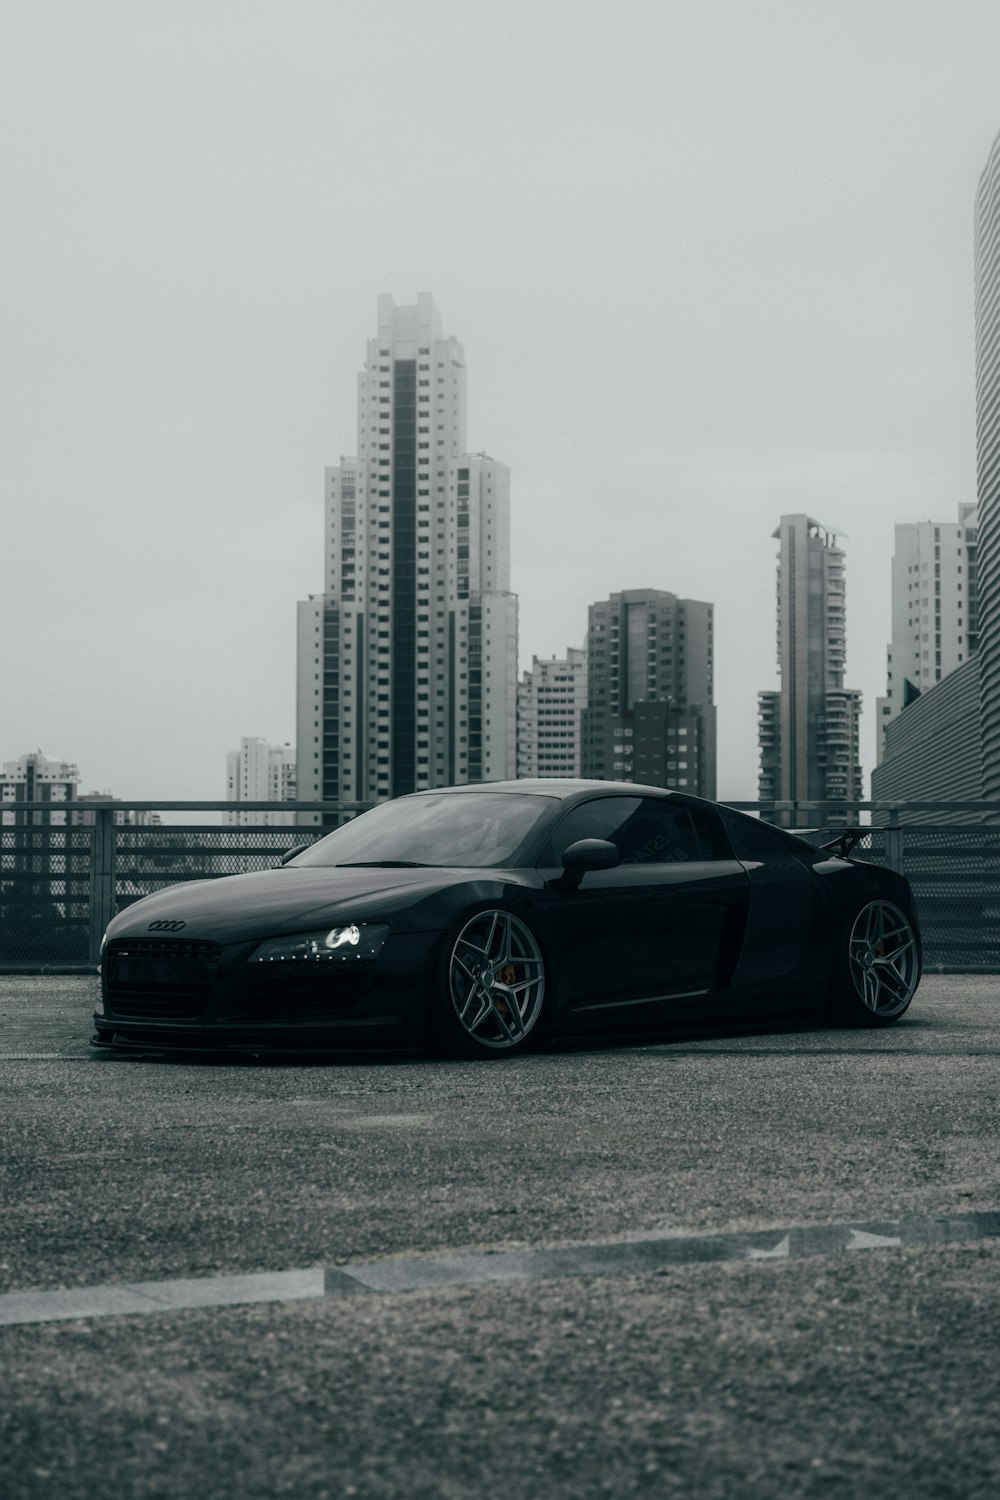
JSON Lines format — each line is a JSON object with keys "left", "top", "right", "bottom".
{"left": 871, "top": 657, "right": 982, "bottom": 823}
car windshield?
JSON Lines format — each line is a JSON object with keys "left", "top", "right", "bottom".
{"left": 290, "top": 792, "right": 557, "bottom": 870}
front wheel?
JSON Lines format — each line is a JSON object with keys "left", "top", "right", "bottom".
{"left": 830, "top": 898, "right": 921, "bottom": 1026}
{"left": 433, "top": 907, "right": 548, "bottom": 1058}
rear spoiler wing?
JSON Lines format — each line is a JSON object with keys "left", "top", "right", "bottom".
{"left": 819, "top": 829, "right": 874, "bottom": 859}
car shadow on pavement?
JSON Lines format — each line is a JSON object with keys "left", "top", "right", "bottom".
{"left": 85, "top": 1004, "right": 942, "bottom": 1068}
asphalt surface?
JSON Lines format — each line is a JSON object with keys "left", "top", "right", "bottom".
{"left": 1, "top": 975, "right": 999, "bottom": 1497}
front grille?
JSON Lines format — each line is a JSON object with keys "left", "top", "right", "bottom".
{"left": 104, "top": 938, "right": 222, "bottom": 1020}
{"left": 220, "top": 961, "right": 377, "bottom": 1021}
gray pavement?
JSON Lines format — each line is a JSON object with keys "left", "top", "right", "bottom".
{"left": 1, "top": 976, "right": 999, "bottom": 1497}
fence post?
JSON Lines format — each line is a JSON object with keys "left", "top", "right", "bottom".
{"left": 88, "top": 808, "right": 117, "bottom": 965}
{"left": 884, "top": 806, "right": 904, "bottom": 876}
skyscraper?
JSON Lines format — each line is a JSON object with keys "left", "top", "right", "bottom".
{"left": 516, "top": 648, "right": 587, "bottom": 778}
{"left": 757, "top": 515, "right": 862, "bottom": 815}
{"left": 580, "top": 590, "right": 716, "bottom": 797}
{"left": 297, "top": 295, "right": 517, "bottom": 812}
{"left": 224, "top": 737, "right": 296, "bottom": 827}
{"left": 875, "top": 505, "right": 978, "bottom": 763}
{"left": 975, "top": 129, "right": 1000, "bottom": 797}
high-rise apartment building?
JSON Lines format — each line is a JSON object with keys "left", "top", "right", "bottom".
{"left": 224, "top": 737, "right": 297, "bottom": 826}
{"left": 297, "top": 295, "right": 517, "bottom": 815}
{"left": 757, "top": 515, "right": 862, "bottom": 814}
{"left": 580, "top": 590, "right": 716, "bottom": 797}
{"left": 1, "top": 749, "right": 78, "bottom": 803}
{"left": 1, "top": 750, "right": 79, "bottom": 922}
{"left": 875, "top": 505, "right": 979, "bottom": 762}
{"left": 516, "top": 648, "right": 587, "bottom": 778}
{"left": 975, "top": 129, "right": 1000, "bottom": 798}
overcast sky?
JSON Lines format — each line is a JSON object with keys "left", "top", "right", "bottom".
{"left": 3, "top": 0, "right": 1000, "bottom": 804}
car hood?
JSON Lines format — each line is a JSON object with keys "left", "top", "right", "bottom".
{"left": 106, "top": 865, "right": 531, "bottom": 945}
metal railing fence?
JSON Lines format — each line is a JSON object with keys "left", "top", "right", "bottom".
{"left": 0, "top": 802, "right": 341, "bottom": 970}
{"left": 3, "top": 800, "right": 1000, "bottom": 972}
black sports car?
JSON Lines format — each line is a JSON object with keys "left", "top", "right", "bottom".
{"left": 93, "top": 780, "right": 921, "bottom": 1058}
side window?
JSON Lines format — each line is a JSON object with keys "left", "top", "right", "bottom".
{"left": 544, "top": 796, "right": 728, "bottom": 866}
{"left": 723, "top": 811, "right": 810, "bottom": 864}
{"left": 543, "top": 798, "right": 643, "bottom": 865}
{"left": 616, "top": 798, "right": 726, "bottom": 864}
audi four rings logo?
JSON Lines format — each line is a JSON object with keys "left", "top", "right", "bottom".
{"left": 148, "top": 919, "right": 187, "bottom": 932}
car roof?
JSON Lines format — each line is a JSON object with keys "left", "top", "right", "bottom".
{"left": 407, "top": 778, "right": 684, "bottom": 802}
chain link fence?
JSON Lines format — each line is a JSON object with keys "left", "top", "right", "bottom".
{"left": 1, "top": 807, "right": 325, "bottom": 969}
{"left": 111, "top": 825, "right": 320, "bottom": 909}
{"left": 0, "top": 823, "right": 93, "bottom": 962}
{"left": 790, "top": 822, "right": 1000, "bottom": 972}
{"left": 3, "top": 801, "right": 1000, "bottom": 972}
{"left": 885, "top": 827, "right": 1000, "bottom": 973}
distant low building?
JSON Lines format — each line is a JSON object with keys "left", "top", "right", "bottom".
{"left": 74, "top": 792, "right": 160, "bottom": 828}
{"left": 225, "top": 738, "right": 297, "bottom": 826}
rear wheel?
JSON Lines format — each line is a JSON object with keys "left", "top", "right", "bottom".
{"left": 830, "top": 898, "right": 920, "bottom": 1026}
{"left": 434, "top": 908, "right": 547, "bottom": 1058}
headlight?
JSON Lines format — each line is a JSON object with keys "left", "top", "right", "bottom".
{"left": 95, "top": 931, "right": 108, "bottom": 1010}
{"left": 248, "top": 924, "right": 389, "bottom": 964}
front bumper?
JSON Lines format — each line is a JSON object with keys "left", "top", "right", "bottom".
{"left": 93, "top": 928, "right": 440, "bottom": 1051}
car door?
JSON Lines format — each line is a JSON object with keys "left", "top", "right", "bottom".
{"left": 537, "top": 795, "right": 750, "bottom": 1019}
{"left": 720, "top": 810, "right": 827, "bottom": 992}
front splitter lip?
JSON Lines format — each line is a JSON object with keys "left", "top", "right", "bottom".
{"left": 91, "top": 1013, "right": 415, "bottom": 1055}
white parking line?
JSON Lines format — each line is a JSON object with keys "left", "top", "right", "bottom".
{"left": 746, "top": 1234, "right": 791, "bottom": 1260}
{"left": 0, "top": 1270, "right": 325, "bottom": 1326}
{"left": 2, "top": 1211, "right": 998, "bottom": 1329}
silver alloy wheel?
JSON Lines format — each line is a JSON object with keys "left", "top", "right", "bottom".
{"left": 448, "top": 909, "right": 546, "bottom": 1051}
{"left": 847, "top": 900, "right": 919, "bottom": 1017}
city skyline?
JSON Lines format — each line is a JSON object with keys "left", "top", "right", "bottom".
{"left": 5, "top": 4, "right": 1000, "bottom": 803}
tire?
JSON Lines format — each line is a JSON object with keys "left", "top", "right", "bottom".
{"left": 829, "top": 898, "right": 921, "bottom": 1027}
{"left": 432, "top": 907, "right": 548, "bottom": 1059}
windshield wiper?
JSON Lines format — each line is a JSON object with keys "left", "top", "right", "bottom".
{"left": 336, "top": 860, "right": 434, "bottom": 868}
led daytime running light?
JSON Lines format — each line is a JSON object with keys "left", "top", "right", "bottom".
{"left": 249, "top": 923, "right": 387, "bottom": 964}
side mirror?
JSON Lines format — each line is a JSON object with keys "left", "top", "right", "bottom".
{"left": 557, "top": 837, "right": 621, "bottom": 891}
{"left": 278, "top": 844, "right": 308, "bottom": 866}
